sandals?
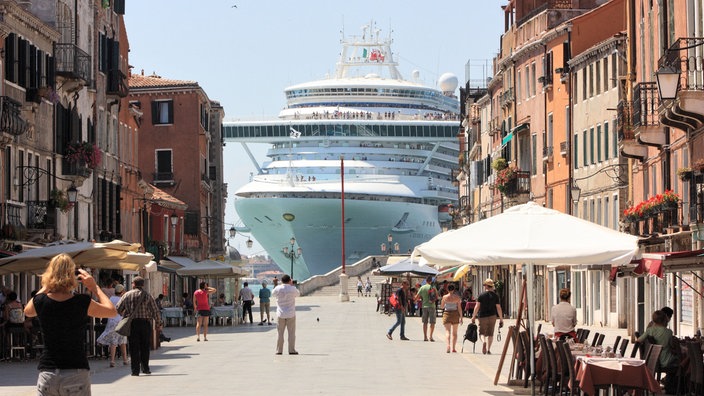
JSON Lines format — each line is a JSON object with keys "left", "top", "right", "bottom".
{"left": 109, "top": 362, "right": 115, "bottom": 367}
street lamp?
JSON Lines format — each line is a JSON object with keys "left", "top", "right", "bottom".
{"left": 571, "top": 183, "right": 581, "bottom": 204}
{"left": 655, "top": 65, "right": 681, "bottom": 101}
{"left": 282, "top": 237, "right": 302, "bottom": 281}
{"left": 228, "top": 225, "right": 236, "bottom": 238}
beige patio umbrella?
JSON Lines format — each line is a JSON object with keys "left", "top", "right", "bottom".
{"left": 452, "top": 264, "right": 472, "bottom": 281}
{"left": 0, "top": 240, "right": 152, "bottom": 274}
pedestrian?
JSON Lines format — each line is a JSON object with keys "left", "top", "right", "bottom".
{"left": 272, "top": 274, "right": 300, "bottom": 355}
{"left": 97, "top": 284, "right": 129, "bottom": 367}
{"left": 638, "top": 310, "right": 680, "bottom": 393}
{"left": 365, "top": 277, "right": 372, "bottom": 297}
{"left": 116, "top": 276, "right": 162, "bottom": 376}
{"left": 239, "top": 282, "right": 255, "bottom": 324}
{"left": 194, "top": 282, "right": 216, "bottom": 341}
{"left": 259, "top": 280, "right": 272, "bottom": 325}
{"left": 24, "top": 253, "right": 116, "bottom": 393}
{"left": 471, "top": 278, "right": 503, "bottom": 355}
{"left": 386, "top": 280, "right": 409, "bottom": 341}
{"left": 357, "top": 277, "right": 364, "bottom": 297}
{"left": 154, "top": 294, "right": 171, "bottom": 343}
{"left": 415, "top": 275, "right": 439, "bottom": 342}
{"left": 273, "top": 277, "right": 279, "bottom": 288}
{"left": 551, "top": 288, "right": 577, "bottom": 341}
{"left": 441, "top": 283, "right": 463, "bottom": 353}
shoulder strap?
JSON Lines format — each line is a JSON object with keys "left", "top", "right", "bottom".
{"left": 128, "top": 290, "right": 149, "bottom": 319}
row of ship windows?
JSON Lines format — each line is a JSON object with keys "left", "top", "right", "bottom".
{"left": 285, "top": 87, "right": 446, "bottom": 100}
{"left": 223, "top": 124, "right": 458, "bottom": 139}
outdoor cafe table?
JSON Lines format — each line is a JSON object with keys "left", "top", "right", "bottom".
{"left": 161, "top": 307, "right": 184, "bottom": 326}
{"left": 574, "top": 356, "right": 661, "bottom": 395}
{"left": 211, "top": 306, "right": 237, "bottom": 325}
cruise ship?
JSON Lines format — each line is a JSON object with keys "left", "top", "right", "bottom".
{"left": 223, "top": 23, "right": 460, "bottom": 280}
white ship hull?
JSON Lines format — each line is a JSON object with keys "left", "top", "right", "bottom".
{"left": 236, "top": 195, "right": 440, "bottom": 280}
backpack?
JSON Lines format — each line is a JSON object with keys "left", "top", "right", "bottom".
{"left": 464, "top": 323, "right": 478, "bottom": 343}
{"left": 428, "top": 288, "right": 438, "bottom": 304}
{"left": 389, "top": 293, "right": 399, "bottom": 308}
{"left": 8, "top": 307, "right": 25, "bottom": 324}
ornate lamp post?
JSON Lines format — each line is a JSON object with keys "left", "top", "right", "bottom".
{"left": 282, "top": 237, "right": 302, "bottom": 281}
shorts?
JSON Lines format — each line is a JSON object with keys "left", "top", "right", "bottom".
{"left": 442, "top": 310, "right": 460, "bottom": 325}
{"left": 197, "top": 310, "right": 211, "bottom": 317}
{"left": 37, "top": 369, "right": 90, "bottom": 396}
{"left": 421, "top": 307, "right": 436, "bottom": 324}
{"left": 478, "top": 315, "right": 497, "bottom": 337}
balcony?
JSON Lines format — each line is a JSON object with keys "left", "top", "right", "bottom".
{"left": 617, "top": 100, "right": 647, "bottom": 161}
{"left": 26, "top": 200, "right": 56, "bottom": 230}
{"left": 632, "top": 82, "right": 665, "bottom": 146}
{"left": 624, "top": 206, "right": 682, "bottom": 236}
{"left": 500, "top": 87, "right": 515, "bottom": 108}
{"left": 106, "top": 69, "right": 128, "bottom": 98}
{"left": 499, "top": 170, "right": 531, "bottom": 198}
{"left": 54, "top": 43, "right": 92, "bottom": 86}
{"left": 61, "top": 158, "right": 93, "bottom": 179}
{"left": 0, "top": 96, "right": 28, "bottom": 136}
{"left": 153, "top": 172, "right": 175, "bottom": 187}
{"left": 657, "top": 37, "right": 704, "bottom": 132}
{"left": 0, "top": 202, "right": 24, "bottom": 239}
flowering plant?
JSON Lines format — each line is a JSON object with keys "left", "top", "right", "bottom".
{"left": 495, "top": 166, "right": 518, "bottom": 194}
{"left": 622, "top": 190, "right": 680, "bottom": 223}
{"left": 49, "top": 189, "right": 73, "bottom": 213}
{"left": 66, "top": 141, "right": 101, "bottom": 169}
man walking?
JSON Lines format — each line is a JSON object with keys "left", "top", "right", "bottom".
{"left": 239, "top": 281, "right": 255, "bottom": 324}
{"left": 272, "top": 274, "right": 300, "bottom": 355}
{"left": 416, "top": 275, "right": 438, "bottom": 342}
{"left": 471, "top": 278, "right": 503, "bottom": 354}
{"left": 116, "top": 276, "right": 162, "bottom": 376}
{"left": 258, "top": 280, "right": 272, "bottom": 325}
{"left": 386, "top": 280, "right": 409, "bottom": 340}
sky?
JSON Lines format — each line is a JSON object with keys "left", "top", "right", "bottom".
{"left": 125, "top": 1, "right": 505, "bottom": 256}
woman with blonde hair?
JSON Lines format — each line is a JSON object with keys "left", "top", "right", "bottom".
{"left": 24, "top": 254, "right": 116, "bottom": 395}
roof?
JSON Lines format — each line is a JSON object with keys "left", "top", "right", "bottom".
{"left": 129, "top": 73, "right": 199, "bottom": 89}
{"left": 150, "top": 184, "right": 187, "bottom": 209}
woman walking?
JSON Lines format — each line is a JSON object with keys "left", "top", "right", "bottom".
{"left": 441, "top": 284, "right": 462, "bottom": 352}
{"left": 97, "top": 284, "right": 129, "bottom": 367}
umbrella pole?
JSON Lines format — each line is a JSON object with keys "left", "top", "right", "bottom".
{"left": 527, "top": 263, "right": 536, "bottom": 396}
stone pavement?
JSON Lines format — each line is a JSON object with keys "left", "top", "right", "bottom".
{"left": 0, "top": 294, "right": 631, "bottom": 396}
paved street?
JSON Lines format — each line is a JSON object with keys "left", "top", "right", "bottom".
{"left": 0, "top": 294, "right": 628, "bottom": 396}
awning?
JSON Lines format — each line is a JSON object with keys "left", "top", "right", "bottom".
{"left": 501, "top": 123, "right": 529, "bottom": 146}
{"left": 501, "top": 132, "right": 514, "bottom": 145}
{"left": 626, "top": 249, "right": 704, "bottom": 278}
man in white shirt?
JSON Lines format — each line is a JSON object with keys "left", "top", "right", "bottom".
{"left": 239, "top": 282, "right": 255, "bottom": 324}
{"left": 272, "top": 275, "right": 300, "bottom": 355}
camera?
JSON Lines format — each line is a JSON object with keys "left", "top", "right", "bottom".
{"left": 75, "top": 269, "right": 81, "bottom": 279}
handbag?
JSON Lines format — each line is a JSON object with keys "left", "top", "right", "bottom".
{"left": 115, "top": 291, "right": 149, "bottom": 337}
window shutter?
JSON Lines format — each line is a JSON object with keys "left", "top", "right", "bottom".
{"left": 167, "top": 101, "right": 174, "bottom": 124}
{"left": 5, "top": 33, "right": 16, "bottom": 83}
{"left": 28, "top": 44, "right": 37, "bottom": 88}
{"left": 113, "top": 0, "right": 125, "bottom": 15}
{"left": 47, "top": 54, "right": 55, "bottom": 88}
{"left": 17, "top": 38, "right": 27, "bottom": 87}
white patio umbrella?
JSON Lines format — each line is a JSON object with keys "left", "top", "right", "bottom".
{"left": 377, "top": 256, "right": 438, "bottom": 277}
{"left": 175, "top": 259, "right": 248, "bottom": 277}
{"left": 412, "top": 202, "right": 640, "bottom": 394}
{"left": 0, "top": 240, "right": 151, "bottom": 274}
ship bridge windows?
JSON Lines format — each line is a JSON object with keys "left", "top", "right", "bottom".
{"left": 223, "top": 123, "right": 459, "bottom": 140}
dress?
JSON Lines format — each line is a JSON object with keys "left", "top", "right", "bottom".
{"left": 96, "top": 295, "right": 127, "bottom": 346}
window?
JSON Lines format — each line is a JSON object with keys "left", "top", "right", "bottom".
{"left": 611, "top": 53, "right": 618, "bottom": 89}
{"left": 595, "top": 59, "right": 601, "bottom": 95}
{"left": 531, "top": 62, "right": 536, "bottom": 96}
{"left": 155, "top": 149, "right": 173, "bottom": 180}
{"left": 547, "top": 113, "right": 553, "bottom": 150}
{"left": 517, "top": 70, "right": 522, "bottom": 102}
{"left": 603, "top": 56, "right": 609, "bottom": 92}
{"left": 597, "top": 198, "right": 602, "bottom": 226}
{"left": 152, "top": 100, "right": 174, "bottom": 125}
{"left": 612, "top": 118, "right": 618, "bottom": 158}
{"left": 582, "top": 130, "right": 587, "bottom": 167}
{"left": 574, "top": 133, "right": 579, "bottom": 169}
{"left": 604, "top": 196, "right": 610, "bottom": 229}
{"left": 532, "top": 133, "right": 537, "bottom": 176}
{"left": 582, "top": 69, "right": 587, "bottom": 101}
{"left": 588, "top": 64, "right": 594, "bottom": 98}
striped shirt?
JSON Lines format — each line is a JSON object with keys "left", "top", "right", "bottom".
{"left": 116, "top": 288, "right": 161, "bottom": 324}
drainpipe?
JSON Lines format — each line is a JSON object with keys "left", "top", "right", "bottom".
{"left": 567, "top": 27, "right": 574, "bottom": 215}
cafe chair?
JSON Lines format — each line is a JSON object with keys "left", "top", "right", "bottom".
{"left": 520, "top": 331, "right": 533, "bottom": 388}
{"left": 515, "top": 329, "right": 527, "bottom": 383}
{"left": 578, "top": 329, "right": 590, "bottom": 344}
{"left": 538, "top": 335, "right": 557, "bottom": 396}
{"left": 590, "top": 332, "right": 600, "bottom": 347}
{"left": 630, "top": 340, "right": 642, "bottom": 358}
{"left": 618, "top": 338, "right": 629, "bottom": 357}
{"left": 575, "top": 328, "right": 583, "bottom": 342}
{"left": 611, "top": 335, "right": 621, "bottom": 352}
{"left": 557, "top": 341, "right": 582, "bottom": 396}
{"left": 643, "top": 344, "right": 663, "bottom": 396}
{"left": 596, "top": 333, "right": 605, "bottom": 346}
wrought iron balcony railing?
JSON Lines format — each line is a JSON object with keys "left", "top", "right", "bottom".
{"left": 106, "top": 69, "right": 128, "bottom": 97}
{"left": 632, "top": 82, "right": 661, "bottom": 128}
{"left": 500, "top": 87, "right": 515, "bottom": 108}
{"left": 617, "top": 100, "right": 634, "bottom": 140}
{"left": 54, "top": 43, "right": 92, "bottom": 84}
{"left": 0, "top": 96, "right": 28, "bottom": 136}
{"left": 26, "top": 200, "right": 56, "bottom": 229}
{"left": 624, "top": 206, "right": 682, "bottom": 236}
{"left": 657, "top": 37, "right": 704, "bottom": 93}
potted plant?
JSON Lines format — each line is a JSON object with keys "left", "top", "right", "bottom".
{"left": 495, "top": 166, "right": 518, "bottom": 194}
{"left": 693, "top": 159, "right": 704, "bottom": 173}
{"left": 492, "top": 157, "right": 508, "bottom": 171}
{"left": 66, "top": 141, "right": 101, "bottom": 169}
{"left": 49, "top": 189, "right": 73, "bottom": 213}
{"left": 677, "top": 167, "right": 693, "bottom": 181}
